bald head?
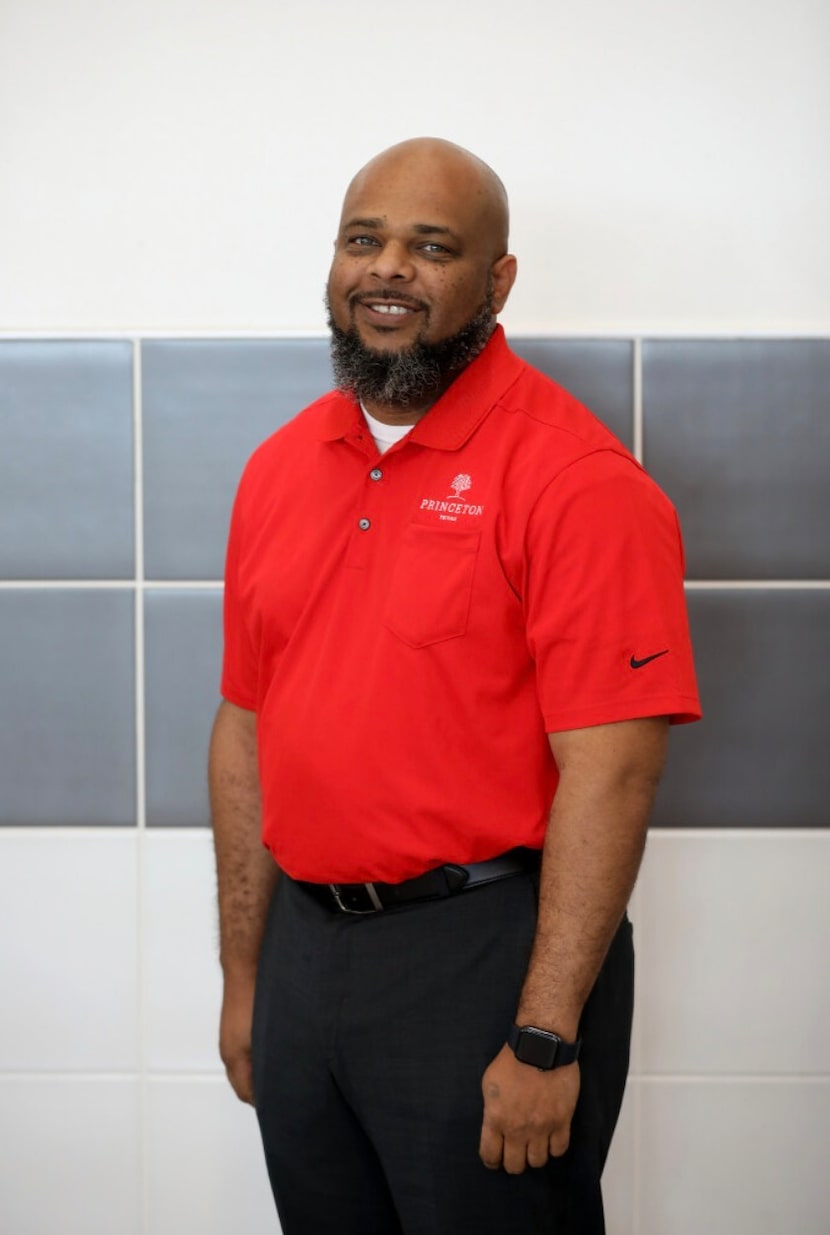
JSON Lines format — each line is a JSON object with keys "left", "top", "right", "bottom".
{"left": 342, "top": 137, "right": 510, "bottom": 259}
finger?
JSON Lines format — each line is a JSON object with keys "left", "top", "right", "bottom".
{"left": 501, "top": 1138, "right": 529, "bottom": 1176}
{"left": 228, "top": 1058, "right": 255, "bottom": 1105}
{"left": 526, "top": 1137, "right": 550, "bottom": 1170}
{"left": 478, "top": 1126, "right": 504, "bottom": 1171}
{"left": 548, "top": 1126, "right": 571, "bottom": 1158}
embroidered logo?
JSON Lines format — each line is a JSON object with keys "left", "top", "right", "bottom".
{"left": 419, "top": 473, "right": 484, "bottom": 522}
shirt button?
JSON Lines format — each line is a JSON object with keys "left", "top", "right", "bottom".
{"left": 358, "top": 518, "right": 371, "bottom": 531}
{"left": 369, "top": 468, "right": 383, "bottom": 481}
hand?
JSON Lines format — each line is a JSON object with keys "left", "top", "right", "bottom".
{"left": 479, "top": 1044, "right": 580, "bottom": 1174}
{"left": 219, "top": 975, "right": 257, "bottom": 1105}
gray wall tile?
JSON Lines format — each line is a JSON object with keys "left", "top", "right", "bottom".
{"left": 144, "top": 589, "right": 222, "bottom": 826}
{"left": 653, "top": 589, "right": 830, "bottom": 828}
{"left": 510, "top": 339, "right": 634, "bottom": 449}
{"left": 643, "top": 340, "right": 830, "bottom": 578}
{"left": 142, "top": 340, "right": 332, "bottom": 580}
{"left": 5, "top": 333, "right": 825, "bottom": 839}
{"left": 0, "top": 341, "right": 134, "bottom": 579}
{"left": 0, "top": 590, "right": 135, "bottom": 825}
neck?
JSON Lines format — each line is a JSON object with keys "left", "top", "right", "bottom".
{"left": 361, "top": 397, "right": 431, "bottom": 427}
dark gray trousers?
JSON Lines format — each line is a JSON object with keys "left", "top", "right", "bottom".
{"left": 252, "top": 871, "right": 633, "bottom": 1235}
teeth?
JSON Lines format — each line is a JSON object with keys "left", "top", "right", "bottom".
{"left": 370, "top": 303, "right": 410, "bottom": 315}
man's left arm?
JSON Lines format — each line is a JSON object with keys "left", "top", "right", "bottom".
{"left": 479, "top": 715, "right": 668, "bottom": 1175}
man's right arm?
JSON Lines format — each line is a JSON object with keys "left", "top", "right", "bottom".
{"left": 209, "top": 698, "right": 278, "bottom": 1105}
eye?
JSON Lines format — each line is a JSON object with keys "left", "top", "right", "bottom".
{"left": 345, "top": 234, "right": 379, "bottom": 249}
{"left": 419, "top": 242, "right": 453, "bottom": 258}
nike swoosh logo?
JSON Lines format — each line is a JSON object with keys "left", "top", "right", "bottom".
{"left": 630, "top": 650, "right": 669, "bottom": 669}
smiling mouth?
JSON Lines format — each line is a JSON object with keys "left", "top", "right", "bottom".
{"left": 352, "top": 293, "right": 426, "bottom": 318}
{"left": 366, "top": 303, "right": 411, "bottom": 316}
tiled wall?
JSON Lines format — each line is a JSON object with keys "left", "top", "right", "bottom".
{"left": 1, "top": 337, "right": 828, "bottom": 1234}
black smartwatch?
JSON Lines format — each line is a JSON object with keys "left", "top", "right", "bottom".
{"left": 508, "top": 1023, "right": 582, "bottom": 1071}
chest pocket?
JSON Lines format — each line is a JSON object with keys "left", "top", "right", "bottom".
{"left": 383, "top": 525, "right": 481, "bottom": 648}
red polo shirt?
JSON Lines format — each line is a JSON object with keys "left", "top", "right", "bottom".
{"left": 221, "top": 327, "right": 700, "bottom": 882}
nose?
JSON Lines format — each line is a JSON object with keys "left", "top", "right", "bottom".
{"left": 367, "top": 240, "right": 414, "bottom": 282}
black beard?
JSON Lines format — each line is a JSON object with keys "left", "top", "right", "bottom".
{"left": 326, "top": 284, "right": 495, "bottom": 409}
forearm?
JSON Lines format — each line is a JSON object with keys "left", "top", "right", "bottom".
{"left": 209, "top": 699, "right": 277, "bottom": 981}
{"left": 517, "top": 718, "right": 668, "bottom": 1038}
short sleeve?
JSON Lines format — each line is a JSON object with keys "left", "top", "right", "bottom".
{"left": 524, "top": 450, "right": 701, "bottom": 731}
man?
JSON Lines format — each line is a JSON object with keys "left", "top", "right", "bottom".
{"left": 210, "top": 137, "right": 700, "bottom": 1234}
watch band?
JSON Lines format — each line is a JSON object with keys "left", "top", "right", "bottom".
{"left": 508, "top": 1023, "right": 582, "bottom": 1070}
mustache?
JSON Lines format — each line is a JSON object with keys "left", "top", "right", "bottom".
{"left": 350, "top": 290, "right": 428, "bottom": 313}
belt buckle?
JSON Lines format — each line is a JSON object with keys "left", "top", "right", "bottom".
{"left": 328, "top": 882, "right": 384, "bottom": 914}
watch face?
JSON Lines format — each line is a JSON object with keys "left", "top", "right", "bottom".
{"left": 516, "top": 1027, "right": 560, "bottom": 1070}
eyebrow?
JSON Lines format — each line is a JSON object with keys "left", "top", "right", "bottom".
{"left": 342, "top": 217, "right": 461, "bottom": 242}
{"left": 412, "top": 223, "right": 460, "bottom": 242}
{"left": 342, "top": 217, "right": 385, "bottom": 230}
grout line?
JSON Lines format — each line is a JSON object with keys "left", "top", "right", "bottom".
{"left": 4, "top": 578, "right": 830, "bottom": 591}
{"left": 646, "top": 827, "right": 830, "bottom": 839}
{"left": 2, "top": 1069, "right": 828, "bottom": 1083}
{"left": 631, "top": 1074, "right": 830, "bottom": 1084}
{"left": 138, "top": 580, "right": 222, "bottom": 590}
{"left": 684, "top": 579, "right": 830, "bottom": 590}
{"left": 0, "top": 579, "right": 223, "bottom": 590}
{"left": 629, "top": 889, "right": 642, "bottom": 1077}
{"left": 133, "top": 1072, "right": 229, "bottom": 1083}
{"left": 0, "top": 1070, "right": 225, "bottom": 1082}
{"left": 631, "top": 1074, "right": 641, "bottom": 1235}
{"left": 0, "top": 1072, "right": 146, "bottom": 1082}
{"left": 134, "top": 339, "right": 146, "bottom": 834}
{"left": 132, "top": 338, "right": 149, "bottom": 1235}
{"left": 0, "top": 329, "right": 332, "bottom": 341}
{"left": 0, "top": 580, "right": 137, "bottom": 589}
{"left": 1, "top": 825, "right": 826, "bottom": 840}
{"left": 0, "top": 826, "right": 210, "bottom": 837}
{"left": 2, "top": 329, "right": 830, "bottom": 340}
{"left": 632, "top": 338, "right": 643, "bottom": 463}
{"left": 629, "top": 885, "right": 643, "bottom": 1235}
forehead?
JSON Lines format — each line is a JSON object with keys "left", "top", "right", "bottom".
{"left": 338, "top": 154, "right": 492, "bottom": 239}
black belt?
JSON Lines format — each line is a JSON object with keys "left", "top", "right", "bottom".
{"left": 296, "top": 847, "right": 540, "bottom": 915}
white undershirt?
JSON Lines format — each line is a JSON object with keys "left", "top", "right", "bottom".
{"left": 361, "top": 403, "right": 414, "bottom": 454}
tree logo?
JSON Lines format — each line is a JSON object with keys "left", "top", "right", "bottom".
{"left": 449, "top": 473, "right": 472, "bottom": 500}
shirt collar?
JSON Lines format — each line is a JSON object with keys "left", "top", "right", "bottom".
{"left": 318, "top": 326, "right": 524, "bottom": 450}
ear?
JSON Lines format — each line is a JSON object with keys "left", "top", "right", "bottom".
{"left": 490, "top": 254, "right": 518, "bottom": 315}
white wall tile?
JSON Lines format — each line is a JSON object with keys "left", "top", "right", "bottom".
{"left": 638, "top": 1079, "right": 830, "bottom": 1235}
{"left": 0, "top": 1078, "right": 140, "bottom": 1235}
{"left": 145, "top": 1078, "right": 278, "bottom": 1234}
{"left": 0, "top": 831, "right": 138, "bottom": 1070}
{"left": 142, "top": 830, "right": 224, "bottom": 1070}
{"left": 601, "top": 1081, "right": 636, "bottom": 1235}
{"left": 637, "top": 831, "right": 830, "bottom": 1074}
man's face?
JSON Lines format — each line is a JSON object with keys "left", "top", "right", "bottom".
{"left": 325, "top": 151, "right": 514, "bottom": 412}
{"left": 328, "top": 161, "right": 499, "bottom": 351}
